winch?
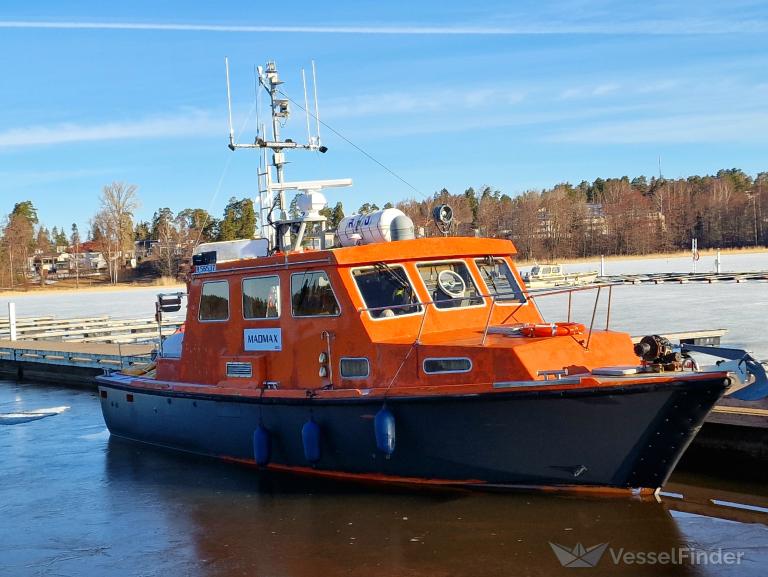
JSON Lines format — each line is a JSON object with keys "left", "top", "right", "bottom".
{"left": 634, "top": 335, "right": 682, "bottom": 370}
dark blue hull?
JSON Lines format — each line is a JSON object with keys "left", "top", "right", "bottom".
{"left": 97, "top": 376, "right": 727, "bottom": 491}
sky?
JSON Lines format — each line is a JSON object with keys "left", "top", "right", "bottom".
{"left": 0, "top": 1, "right": 767, "bottom": 237}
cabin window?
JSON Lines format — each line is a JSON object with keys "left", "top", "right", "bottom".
{"left": 199, "top": 280, "right": 229, "bottom": 321}
{"left": 416, "top": 261, "right": 483, "bottom": 309}
{"left": 243, "top": 276, "right": 280, "bottom": 319}
{"left": 291, "top": 271, "right": 340, "bottom": 317}
{"left": 340, "top": 357, "right": 370, "bottom": 379}
{"left": 352, "top": 265, "right": 422, "bottom": 319}
{"left": 475, "top": 258, "right": 526, "bottom": 303}
{"left": 423, "top": 358, "right": 472, "bottom": 374}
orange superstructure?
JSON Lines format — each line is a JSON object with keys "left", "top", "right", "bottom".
{"left": 156, "top": 237, "right": 638, "bottom": 393}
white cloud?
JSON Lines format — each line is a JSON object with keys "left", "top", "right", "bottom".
{"left": 0, "top": 19, "right": 766, "bottom": 35}
{"left": 547, "top": 111, "right": 768, "bottom": 143}
{"left": 560, "top": 83, "right": 621, "bottom": 100}
{"left": 0, "top": 110, "right": 221, "bottom": 149}
{"left": 322, "top": 87, "right": 525, "bottom": 119}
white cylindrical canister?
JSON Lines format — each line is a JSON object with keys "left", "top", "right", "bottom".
{"left": 337, "top": 209, "right": 414, "bottom": 247}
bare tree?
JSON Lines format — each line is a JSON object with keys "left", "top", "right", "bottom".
{"left": 94, "top": 182, "right": 139, "bottom": 284}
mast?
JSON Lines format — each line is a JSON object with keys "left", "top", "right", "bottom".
{"left": 224, "top": 58, "right": 349, "bottom": 253}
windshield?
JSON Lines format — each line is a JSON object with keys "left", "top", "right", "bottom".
{"left": 475, "top": 258, "right": 526, "bottom": 303}
{"left": 352, "top": 264, "right": 422, "bottom": 319}
{"left": 416, "top": 261, "right": 483, "bottom": 309}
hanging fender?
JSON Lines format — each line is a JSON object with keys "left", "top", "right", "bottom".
{"left": 374, "top": 406, "right": 396, "bottom": 457}
{"left": 520, "top": 322, "right": 585, "bottom": 338}
{"left": 301, "top": 419, "right": 322, "bottom": 463}
{"left": 253, "top": 425, "right": 271, "bottom": 466}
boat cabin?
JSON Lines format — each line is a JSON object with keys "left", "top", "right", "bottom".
{"left": 156, "top": 237, "right": 638, "bottom": 392}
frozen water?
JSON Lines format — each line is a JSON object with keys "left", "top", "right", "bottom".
{"left": 0, "top": 284, "right": 186, "bottom": 321}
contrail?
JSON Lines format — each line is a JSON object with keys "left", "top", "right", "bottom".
{"left": 0, "top": 19, "right": 764, "bottom": 35}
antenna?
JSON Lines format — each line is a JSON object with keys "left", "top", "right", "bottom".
{"left": 225, "top": 57, "right": 235, "bottom": 151}
{"left": 311, "top": 60, "right": 322, "bottom": 145}
{"left": 302, "top": 69, "right": 312, "bottom": 145}
{"left": 254, "top": 65, "right": 261, "bottom": 139}
{"left": 224, "top": 59, "right": 350, "bottom": 253}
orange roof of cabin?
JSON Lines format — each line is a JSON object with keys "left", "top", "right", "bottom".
{"left": 202, "top": 237, "right": 518, "bottom": 274}
{"left": 330, "top": 237, "right": 517, "bottom": 266}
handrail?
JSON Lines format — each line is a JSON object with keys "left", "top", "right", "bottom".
{"left": 521, "top": 282, "right": 623, "bottom": 300}
{"left": 355, "top": 282, "right": 620, "bottom": 350}
{"left": 356, "top": 292, "right": 514, "bottom": 314}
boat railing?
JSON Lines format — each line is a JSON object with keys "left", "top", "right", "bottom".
{"left": 357, "top": 282, "right": 622, "bottom": 350}
{"left": 523, "top": 283, "right": 623, "bottom": 349}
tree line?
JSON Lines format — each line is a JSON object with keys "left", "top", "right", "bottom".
{"left": 0, "top": 184, "right": 261, "bottom": 287}
{"left": 1, "top": 168, "right": 765, "bottom": 288}
{"left": 397, "top": 169, "right": 767, "bottom": 260}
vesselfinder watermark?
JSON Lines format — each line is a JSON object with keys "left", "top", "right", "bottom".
{"left": 549, "top": 542, "right": 745, "bottom": 568}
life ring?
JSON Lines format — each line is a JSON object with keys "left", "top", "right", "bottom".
{"left": 520, "top": 322, "right": 585, "bottom": 338}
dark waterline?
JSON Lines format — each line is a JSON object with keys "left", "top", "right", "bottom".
{"left": 1, "top": 380, "right": 767, "bottom": 577}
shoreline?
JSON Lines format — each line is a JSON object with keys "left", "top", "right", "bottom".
{"left": 0, "top": 246, "right": 765, "bottom": 296}
{"left": 516, "top": 246, "right": 768, "bottom": 266}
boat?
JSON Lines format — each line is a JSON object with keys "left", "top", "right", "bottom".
{"left": 522, "top": 263, "right": 598, "bottom": 290}
{"left": 97, "top": 60, "right": 768, "bottom": 495}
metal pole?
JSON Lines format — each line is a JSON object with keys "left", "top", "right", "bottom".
{"left": 585, "top": 287, "right": 601, "bottom": 350}
{"left": 692, "top": 238, "right": 698, "bottom": 274}
{"left": 605, "top": 285, "right": 613, "bottom": 330}
{"left": 481, "top": 297, "right": 496, "bottom": 346}
{"left": 8, "top": 302, "right": 17, "bottom": 341}
{"left": 416, "top": 303, "right": 430, "bottom": 345}
{"left": 567, "top": 290, "right": 572, "bottom": 322}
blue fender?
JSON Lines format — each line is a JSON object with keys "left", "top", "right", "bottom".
{"left": 302, "top": 419, "right": 322, "bottom": 463}
{"left": 253, "top": 425, "right": 271, "bottom": 466}
{"left": 374, "top": 406, "right": 396, "bottom": 456}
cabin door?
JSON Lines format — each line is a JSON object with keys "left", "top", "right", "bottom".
{"left": 289, "top": 270, "right": 340, "bottom": 390}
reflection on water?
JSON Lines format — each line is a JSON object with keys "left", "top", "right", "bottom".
{"left": 1, "top": 380, "right": 767, "bottom": 577}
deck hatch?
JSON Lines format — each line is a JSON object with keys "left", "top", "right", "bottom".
{"left": 226, "top": 362, "right": 253, "bottom": 378}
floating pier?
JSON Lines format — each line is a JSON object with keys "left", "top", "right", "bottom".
{"left": 0, "top": 340, "right": 154, "bottom": 385}
{"left": 598, "top": 271, "right": 768, "bottom": 285}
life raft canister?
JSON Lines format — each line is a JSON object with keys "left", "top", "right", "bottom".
{"left": 520, "top": 322, "right": 585, "bottom": 338}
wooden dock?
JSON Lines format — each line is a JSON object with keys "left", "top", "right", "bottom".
{"left": 0, "top": 339, "right": 154, "bottom": 385}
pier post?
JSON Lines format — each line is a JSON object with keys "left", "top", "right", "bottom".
{"left": 600, "top": 255, "right": 605, "bottom": 277}
{"left": 692, "top": 238, "right": 699, "bottom": 274}
{"left": 8, "top": 302, "right": 17, "bottom": 341}
{"left": 715, "top": 249, "right": 721, "bottom": 274}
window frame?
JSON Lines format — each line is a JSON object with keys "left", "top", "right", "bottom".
{"left": 339, "top": 357, "right": 371, "bottom": 379}
{"left": 350, "top": 264, "right": 424, "bottom": 321}
{"left": 474, "top": 257, "right": 528, "bottom": 306}
{"left": 198, "top": 280, "right": 230, "bottom": 323}
{"left": 290, "top": 270, "right": 342, "bottom": 318}
{"left": 422, "top": 357, "right": 473, "bottom": 375}
{"left": 414, "top": 259, "right": 486, "bottom": 312}
{"left": 241, "top": 275, "right": 281, "bottom": 320}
